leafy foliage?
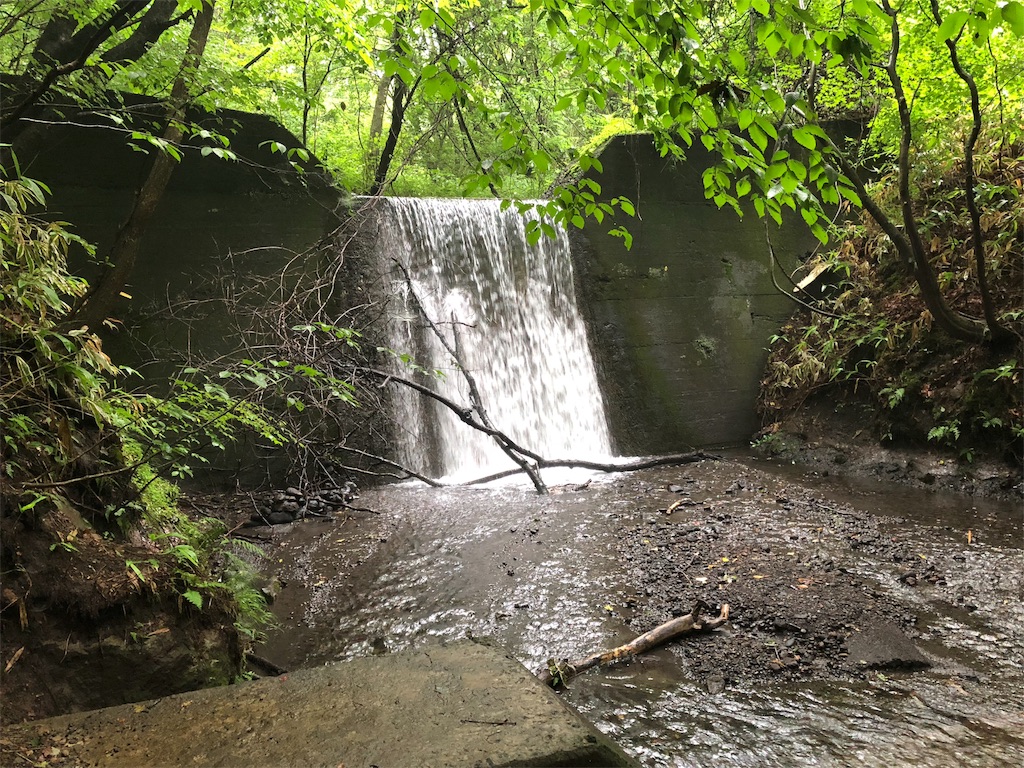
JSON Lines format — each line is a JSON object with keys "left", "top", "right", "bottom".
{"left": 0, "top": 164, "right": 278, "bottom": 643}
{"left": 760, "top": 145, "right": 1023, "bottom": 462}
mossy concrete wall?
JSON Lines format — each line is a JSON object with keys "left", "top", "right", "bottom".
{"left": 16, "top": 100, "right": 342, "bottom": 370}
{"left": 573, "top": 135, "right": 816, "bottom": 454}
{"left": 14, "top": 100, "right": 366, "bottom": 485}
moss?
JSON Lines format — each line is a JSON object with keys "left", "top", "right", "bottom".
{"left": 694, "top": 335, "right": 717, "bottom": 361}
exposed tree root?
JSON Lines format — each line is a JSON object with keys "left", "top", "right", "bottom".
{"left": 537, "top": 601, "right": 730, "bottom": 689}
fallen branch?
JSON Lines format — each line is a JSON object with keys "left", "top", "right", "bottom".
{"left": 463, "top": 452, "right": 720, "bottom": 486}
{"left": 391, "top": 259, "right": 548, "bottom": 493}
{"left": 359, "top": 366, "right": 545, "bottom": 473}
{"left": 330, "top": 446, "right": 445, "bottom": 487}
{"left": 537, "top": 601, "right": 730, "bottom": 689}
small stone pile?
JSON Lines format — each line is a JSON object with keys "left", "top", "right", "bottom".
{"left": 249, "top": 481, "right": 358, "bottom": 526}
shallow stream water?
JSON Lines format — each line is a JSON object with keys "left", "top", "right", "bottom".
{"left": 260, "top": 456, "right": 1023, "bottom": 767}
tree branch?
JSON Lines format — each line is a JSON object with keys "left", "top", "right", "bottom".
{"left": 390, "top": 259, "right": 548, "bottom": 492}
{"left": 538, "top": 601, "right": 731, "bottom": 688}
{"left": 70, "top": 0, "right": 216, "bottom": 332}
{"left": 460, "top": 451, "right": 718, "bottom": 486}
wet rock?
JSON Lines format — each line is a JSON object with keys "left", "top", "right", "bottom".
{"left": 268, "top": 511, "right": 294, "bottom": 525}
{"left": 260, "top": 576, "right": 283, "bottom": 604}
{"left": 845, "top": 623, "right": 930, "bottom": 670}
{"left": 725, "top": 479, "right": 748, "bottom": 494}
{"left": 705, "top": 674, "right": 726, "bottom": 694}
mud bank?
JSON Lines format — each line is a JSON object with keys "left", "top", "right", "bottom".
{"left": 754, "top": 401, "right": 1023, "bottom": 501}
{"left": 616, "top": 457, "right": 1022, "bottom": 686}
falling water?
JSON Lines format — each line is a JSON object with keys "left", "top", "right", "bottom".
{"left": 376, "top": 197, "right": 612, "bottom": 481}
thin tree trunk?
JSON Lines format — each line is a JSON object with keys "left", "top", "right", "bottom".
{"left": 101, "top": 0, "right": 179, "bottom": 64}
{"left": 824, "top": 2, "right": 990, "bottom": 344}
{"left": 929, "top": 0, "right": 1013, "bottom": 343}
{"left": 369, "top": 77, "right": 408, "bottom": 196}
{"left": 452, "top": 93, "right": 499, "bottom": 197}
{"left": 70, "top": 0, "right": 216, "bottom": 333}
{"left": 2, "top": 0, "right": 148, "bottom": 132}
{"left": 301, "top": 30, "right": 312, "bottom": 145}
{"left": 369, "top": 74, "right": 391, "bottom": 140}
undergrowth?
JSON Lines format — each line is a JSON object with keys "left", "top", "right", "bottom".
{"left": 760, "top": 146, "right": 1023, "bottom": 464}
{"left": 1, "top": 161, "right": 278, "bottom": 652}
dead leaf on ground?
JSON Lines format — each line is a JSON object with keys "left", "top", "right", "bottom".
{"left": 4, "top": 646, "right": 25, "bottom": 674}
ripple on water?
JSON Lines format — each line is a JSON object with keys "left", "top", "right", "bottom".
{"left": 568, "top": 672, "right": 1024, "bottom": 768}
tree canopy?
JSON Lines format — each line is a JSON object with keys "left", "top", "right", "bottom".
{"left": 2, "top": 0, "right": 1022, "bottom": 340}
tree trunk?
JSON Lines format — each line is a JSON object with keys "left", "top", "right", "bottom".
{"left": 69, "top": 0, "right": 216, "bottom": 333}
{"left": 929, "top": 0, "right": 1013, "bottom": 343}
{"left": 1, "top": 0, "right": 151, "bottom": 134}
{"left": 301, "top": 30, "right": 312, "bottom": 146}
{"left": 369, "top": 74, "right": 391, "bottom": 141}
{"left": 101, "top": 0, "right": 180, "bottom": 65}
{"left": 369, "top": 77, "right": 408, "bottom": 196}
{"left": 874, "top": 0, "right": 991, "bottom": 344}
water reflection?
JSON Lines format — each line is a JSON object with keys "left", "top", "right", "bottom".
{"left": 572, "top": 672, "right": 1024, "bottom": 767}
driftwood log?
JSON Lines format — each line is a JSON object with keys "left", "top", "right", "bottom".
{"left": 538, "top": 601, "right": 731, "bottom": 688}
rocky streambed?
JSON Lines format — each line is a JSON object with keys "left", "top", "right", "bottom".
{"left": 238, "top": 452, "right": 1023, "bottom": 767}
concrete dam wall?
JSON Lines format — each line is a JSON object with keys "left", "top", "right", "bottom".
{"left": 574, "top": 134, "right": 815, "bottom": 454}
{"left": 16, "top": 99, "right": 343, "bottom": 371}
{"left": 21, "top": 103, "right": 816, "bottom": 470}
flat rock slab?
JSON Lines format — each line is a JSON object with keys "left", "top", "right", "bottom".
{"left": 846, "top": 622, "right": 931, "bottom": 670}
{"left": 5, "top": 639, "right": 637, "bottom": 768}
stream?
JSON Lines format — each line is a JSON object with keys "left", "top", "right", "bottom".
{"left": 257, "top": 454, "right": 1024, "bottom": 768}
{"left": 254, "top": 197, "right": 1022, "bottom": 765}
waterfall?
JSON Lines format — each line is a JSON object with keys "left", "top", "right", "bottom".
{"left": 376, "top": 197, "right": 612, "bottom": 481}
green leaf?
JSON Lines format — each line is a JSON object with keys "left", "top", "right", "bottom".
{"left": 1002, "top": 2, "right": 1024, "bottom": 35}
{"left": 182, "top": 590, "right": 203, "bottom": 609}
{"left": 792, "top": 126, "right": 815, "bottom": 150}
{"left": 749, "top": 123, "right": 768, "bottom": 151}
{"left": 937, "top": 11, "right": 970, "bottom": 41}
